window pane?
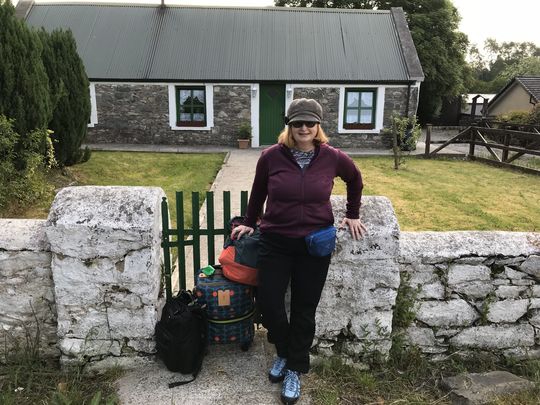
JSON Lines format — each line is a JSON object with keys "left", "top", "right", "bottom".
{"left": 360, "top": 110, "right": 373, "bottom": 123}
{"left": 360, "top": 92, "right": 373, "bottom": 107}
{"left": 346, "top": 110, "right": 359, "bottom": 124}
{"left": 179, "top": 90, "right": 191, "bottom": 104}
{"left": 178, "top": 87, "right": 206, "bottom": 124}
{"left": 192, "top": 90, "right": 205, "bottom": 104}
{"left": 346, "top": 92, "right": 359, "bottom": 108}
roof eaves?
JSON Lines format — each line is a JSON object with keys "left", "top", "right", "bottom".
{"left": 390, "top": 7, "right": 424, "bottom": 82}
{"left": 33, "top": 2, "right": 390, "bottom": 14}
{"left": 15, "top": 0, "right": 34, "bottom": 20}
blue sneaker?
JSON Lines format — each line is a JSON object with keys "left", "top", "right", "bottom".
{"left": 269, "top": 356, "right": 287, "bottom": 383}
{"left": 280, "top": 369, "right": 301, "bottom": 404}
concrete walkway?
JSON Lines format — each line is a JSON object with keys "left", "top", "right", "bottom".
{"left": 182, "top": 149, "right": 261, "bottom": 291}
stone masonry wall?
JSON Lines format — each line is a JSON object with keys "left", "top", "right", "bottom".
{"left": 2, "top": 190, "right": 538, "bottom": 369}
{"left": 87, "top": 84, "right": 250, "bottom": 146}
{"left": 294, "top": 86, "right": 416, "bottom": 149}
{"left": 313, "top": 196, "right": 400, "bottom": 365}
{"left": 45, "top": 186, "right": 165, "bottom": 368}
{"left": 399, "top": 232, "right": 540, "bottom": 360}
{"left": 0, "top": 219, "right": 58, "bottom": 359}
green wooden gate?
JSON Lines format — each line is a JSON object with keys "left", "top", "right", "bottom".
{"left": 161, "top": 191, "right": 248, "bottom": 301}
{"left": 259, "top": 83, "right": 286, "bottom": 145}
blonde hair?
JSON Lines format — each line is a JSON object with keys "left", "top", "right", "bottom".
{"left": 277, "top": 124, "right": 329, "bottom": 148}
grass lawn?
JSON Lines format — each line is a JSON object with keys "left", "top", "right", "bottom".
{"left": 0, "top": 352, "right": 122, "bottom": 405}
{"left": 10, "top": 154, "right": 540, "bottom": 232}
{"left": 305, "top": 351, "right": 540, "bottom": 404}
{"left": 21, "top": 151, "right": 225, "bottom": 226}
{"left": 333, "top": 157, "right": 540, "bottom": 231}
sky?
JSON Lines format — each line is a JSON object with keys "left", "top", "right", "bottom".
{"left": 13, "top": 0, "right": 540, "bottom": 50}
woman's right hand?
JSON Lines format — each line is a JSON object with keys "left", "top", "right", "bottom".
{"left": 231, "top": 225, "right": 254, "bottom": 240}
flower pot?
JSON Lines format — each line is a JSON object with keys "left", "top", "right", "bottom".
{"left": 237, "top": 139, "right": 251, "bottom": 149}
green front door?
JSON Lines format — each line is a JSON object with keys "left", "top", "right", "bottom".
{"left": 259, "top": 84, "right": 286, "bottom": 145}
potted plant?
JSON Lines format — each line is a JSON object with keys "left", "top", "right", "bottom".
{"left": 237, "top": 121, "right": 252, "bottom": 149}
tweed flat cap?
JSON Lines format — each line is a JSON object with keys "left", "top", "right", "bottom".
{"left": 285, "top": 98, "right": 323, "bottom": 124}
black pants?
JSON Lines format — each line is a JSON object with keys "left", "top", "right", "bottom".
{"left": 257, "top": 232, "right": 330, "bottom": 373}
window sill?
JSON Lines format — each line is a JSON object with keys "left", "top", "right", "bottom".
{"left": 344, "top": 124, "right": 375, "bottom": 130}
{"left": 171, "top": 125, "right": 212, "bottom": 131}
{"left": 338, "top": 127, "right": 381, "bottom": 134}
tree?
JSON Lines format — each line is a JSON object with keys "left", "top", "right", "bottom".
{"left": 39, "top": 29, "right": 91, "bottom": 166}
{"left": 0, "top": 1, "right": 51, "bottom": 136}
{"left": 275, "top": 0, "right": 470, "bottom": 123}
{"left": 467, "top": 39, "right": 540, "bottom": 93}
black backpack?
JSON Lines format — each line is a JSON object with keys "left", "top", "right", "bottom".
{"left": 155, "top": 291, "right": 208, "bottom": 388}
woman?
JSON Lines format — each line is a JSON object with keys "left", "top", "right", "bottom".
{"left": 232, "top": 98, "right": 366, "bottom": 405}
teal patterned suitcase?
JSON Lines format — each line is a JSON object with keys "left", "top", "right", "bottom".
{"left": 194, "top": 265, "right": 255, "bottom": 350}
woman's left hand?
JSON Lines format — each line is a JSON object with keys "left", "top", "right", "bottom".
{"left": 340, "top": 218, "right": 367, "bottom": 240}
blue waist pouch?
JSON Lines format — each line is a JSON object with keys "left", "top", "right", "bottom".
{"left": 305, "top": 226, "right": 337, "bottom": 257}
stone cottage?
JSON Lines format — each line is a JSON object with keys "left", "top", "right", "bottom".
{"left": 20, "top": 2, "right": 424, "bottom": 148}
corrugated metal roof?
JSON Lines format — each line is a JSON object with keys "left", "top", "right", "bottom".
{"left": 25, "top": 3, "right": 418, "bottom": 82}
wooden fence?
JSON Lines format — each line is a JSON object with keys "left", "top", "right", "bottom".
{"left": 424, "top": 122, "right": 540, "bottom": 175}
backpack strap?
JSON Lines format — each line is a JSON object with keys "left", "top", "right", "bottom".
{"left": 168, "top": 375, "right": 196, "bottom": 388}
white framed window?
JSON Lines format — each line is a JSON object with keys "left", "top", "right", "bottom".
{"left": 168, "top": 84, "right": 213, "bottom": 130}
{"left": 338, "top": 86, "right": 385, "bottom": 134}
{"left": 88, "top": 83, "right": 98, "bottom": 127}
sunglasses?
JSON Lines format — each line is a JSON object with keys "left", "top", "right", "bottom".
{"left": 290, "top": 121, "right": 318, "bottom": 128}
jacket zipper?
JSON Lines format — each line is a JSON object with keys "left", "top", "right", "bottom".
{"left": 285, "top": 146, "right": 319, "bottom": 225}
{"left": 285, "top": 144, "right": 320, "bottom": 227}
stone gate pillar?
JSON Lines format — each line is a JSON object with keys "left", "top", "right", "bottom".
{"left": 46, "top": 186, "right": 165, "bottom": 368}
{"left": 314, "top": 196, "right": 400, "bottom": 364}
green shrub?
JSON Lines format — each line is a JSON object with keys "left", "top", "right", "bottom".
{"left": 237, "top": 121, "right": 252, "bottom": 140}
{"left": 496, "top": 110, "right": 530, "bottom": 124}
{"left": 496, "top": 105, "right": 540, "bottom": 126}
{"left": 39, "top": 28, "right": 91, "bottom": 166}
{"left": 0, "top": 115, "right": 55, "bottom": 215}
{"left": 0, "top": 1, "right": 52, "bottom": 136}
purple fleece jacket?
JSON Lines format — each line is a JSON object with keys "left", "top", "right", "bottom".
{"left": 245, "top": 143, "right": 363, "bottom": 238}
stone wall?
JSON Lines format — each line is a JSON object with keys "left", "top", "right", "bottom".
{"left": 0, "top": 219, "right": 58, "bottom": 359}
{"left": 45, "top": 186, "right": 165, "bottom": 368}
{"left": 87, "top": 84, "right": 250, "bottom": 146}
{"left": 399, "top": 232, "right": 540, "bottom": 360}
{"left": 294, "top": 86, "right": 416, "bottom": 149}
{"left": 383, "top": 86, "right": 419, "bottom": 128}
{"left": 1, "top": 190, "right": 538, "bottom": 369}
{"left": 313, "top": 196, "right": 400, "bottom": 365}
{"left": 86, "top": 83, "right": 418, "bottom": 148}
